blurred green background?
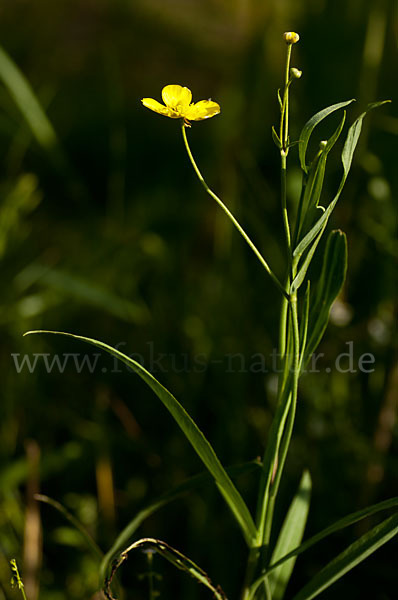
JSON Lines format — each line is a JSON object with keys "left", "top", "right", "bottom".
{"left": 0, "top": 0, "right": 397, "bottom": 599}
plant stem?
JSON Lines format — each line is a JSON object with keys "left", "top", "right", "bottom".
{"left": 181, "top": 122, "right": 288, "bottom": 300}
{"left": 243, "top": 38, "right": 301, "bottom": 598}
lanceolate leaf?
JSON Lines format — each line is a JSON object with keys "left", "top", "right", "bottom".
{"left": 302, "top": 230, "right": 347, "bottom": 367}
{"left": 269, "top": 471, "right": 312, "bottom": 600}
{"left": 296, "top": 113, "right": 346, "bottom": 243}
{"left": 0, "top": 43, "right": 68, "bottom": 174}
{"left": 250, "top": 499, "right": 398, "bottom": 599}
{"left": 342, "top": 101, "right": 391, "bottom": 176}
{"left": 299, "top": 100, "right": 355, "bottom": 173}
{"left": 291, "top": 225, "right": 326, "bottom": 294}
{"left": 267, "top": 496, "right": 398, "bottom": 572}
{"left": 291, "top": 513, "right": 398, "bottom": 600}
{"left": 294, "top": 101, "right": 389, "bottom": 261}
{"left": 24, "top": 330, "right": 257, "bottom": 547}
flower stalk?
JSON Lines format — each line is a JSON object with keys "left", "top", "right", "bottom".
{"left": 181, "top": 121, "right": 288, "bottom": 300}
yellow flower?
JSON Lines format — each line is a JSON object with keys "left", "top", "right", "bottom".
{"left": 141, "top": 85, "right": 220, "bottom": 124}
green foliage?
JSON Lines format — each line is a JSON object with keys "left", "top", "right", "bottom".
{"left": 1, "top": 3, "right": 396, "bottom": 600}
{"left": 268, "top": 471, "right": 312, "bottom": 600}
{"left": 104, "top": 537, "right": 227, "bottom": 600}
{"left": 303, "top": 230, "right": 347, "bottom": 367}
{"left": 291, "top": 513, "right": 398, "bottom": 600}
{"left": 25, "top": 329, "right": 257, "bottom": 547}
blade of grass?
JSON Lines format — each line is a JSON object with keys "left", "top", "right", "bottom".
{"left": 268, "top": 496, "right": 398, "bottom": 572}
{"left": 0, "top": 44, "right": 64, "bottom": 169}
{"left": 250, "top": 507, "right": 398, "bottom": 599}
{"left": 24, "top": 330, "right": 257, "bottom": 547}
{"left": 268, "top": 470, "right": 312, "bottom": 600}
{"left": 104, "top": 537, "right": 227, "bottom": 600}
{"left": 291, "top": 513, "right": 398, "bottom": 600}
{"left": 34, "top": 494, "right": 103, "bottom": 559}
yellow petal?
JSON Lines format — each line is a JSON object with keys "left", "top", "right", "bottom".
{"left": 162, "top": 85, "right": 192, "bottom": 110}
{"left": 184, "top": 100, "right": 221, "bottom": 121}
{"left": 141, "top": 98, "right": 178, "bottom": 118}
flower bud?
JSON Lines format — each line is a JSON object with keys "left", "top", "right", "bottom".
{"left": 319, "top": 140, "right": 328, "bottom": 150}
{"left": 284, "top": 31, "right": 300, "bottom": 44}
{"left": 290, "top": 67, "right": 302, "bottom": 79}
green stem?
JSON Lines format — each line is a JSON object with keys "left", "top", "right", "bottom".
{"left": 247, "top": 39, "right": 300, "bottom": 594}
{"left": 281, "top": 153, "right": 292, "bottom": 271}
{"left": 181, "top": 122, "right": 288, "bottom": 300}
{"left": 262, "top": 294, "right": 301, "bottom": 548}
{"left": 279, "top": 44, "right": 292, "bottom": 153}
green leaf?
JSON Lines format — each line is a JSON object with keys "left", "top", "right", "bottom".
{"left": 267, "top": 496, "right": 398, "bottom": 573}
{"left": 17, "top": 263, "right": 149, "bottom": 325}
{"left": 291, "top": 226, "right": 326, "bottom": 294}
{"left": 299, "top": 100, "right": 355, "bottom": 173}
{"left": 272, "top": 126, "right": 282, "bottom": 149}
{"left": 24, "top": 330, "right": 257, "bottom": 547}
{"left": 250, "top": 498, "right": 398, "bottom": 599}
{"left": 294, "top": 101, "right": 390, "bottom": 261}
{"left": 35, "top": 494, "right": 103, "bottom": 559}
{"left": 303, "top": 230, "right": 347, "bottom": 367}
{"left": 104, "top": 537, "right": 227, "bottom": 600}
{"left": 291, "top": 512, "right": 398, "bottom": 600}
{"left": 296, "top": 113, "right": 346, "bottom": 243}
{"left": 342, "top": 101, "right": 390, "bottom": 176}
{"left": 100, "top": 461, "right": 261, "bottom": 582}
{"left": 269, "top": 471, "right": 312, "bottom": 600}
{"left": 0, "top": 43, "right": 66, "bottom": 171}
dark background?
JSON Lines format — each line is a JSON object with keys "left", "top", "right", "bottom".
{"left": 0, "top": 1, "right": 397, "bottom": 599}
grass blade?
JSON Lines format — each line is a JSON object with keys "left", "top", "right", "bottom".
{"left": 267, "top": 496, "right": 398, "bottom": 572}
{"left": 34, "top": 494, "right": 103, "bottom": 559}
{"left": 291, "top": 513, "right": 398, "bottom": 600}
{"left": 269, "top": 470, "right": 312, "bottom": 600}
{"left": 104, "top": 537, "right": 227, "bottom": 600}
{"left": 0, "top": 43, "right": 64, "bottom": 168}
{"left": 24, "top": 330, "right": 257, "bottom": 547}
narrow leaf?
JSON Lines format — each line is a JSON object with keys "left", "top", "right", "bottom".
{"left": 342, "top": 101, "right": 390, "bottom": 176}
{"left": 24, "top": 330, "right": 257, "bottom": 546}
{"left": 251, "top": 503, "right": 398, "bottom": 600}
{"left": 291, "top": 513, "right": 398, "bottom": 600}
{"left": 303, "top": 230, "right": 347, "bottom": 366}
{"left": 269, "top": 470, "right": 312, "bottom": 600}
{"left": 296, "top": 113, "right": 346, "bottom": 243}
{"left": 299, "top": 100, "right": 355, "bottom": 173}
{"left": 267, "top": 496, "right": 398, "bottom": 572}
{"left": 295, "top": 100, "right": 390, "bottom": 260}
{"left": 0, "top": 43, "right": 67, "bottom": 173}
{"left": 299, "top": 282, "right": 311, "bottom": 371}
{"left": 272, "top": 126, "right": 282, "bottom": 149}
{"left": 291, "top": 225, "right": 326, "bottom": 294}
{"left": 35, "top": 494, "right": 103, "bottom": 559}
{"left": 104, "top": 537, "right": 227, "bottom": 600}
